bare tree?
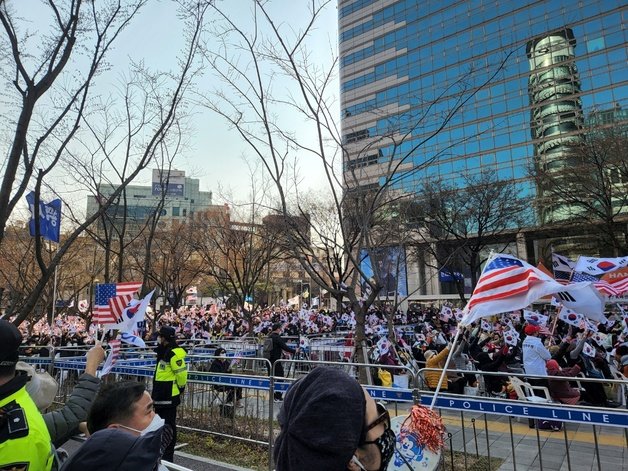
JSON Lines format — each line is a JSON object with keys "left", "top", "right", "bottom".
{"left": 200, "top": 0, "right": 511, "bottom": 365}
{"left": 128, "top": 221, "right": 204, "bottom": 329}
{"left": 191, "top": 201, "right": 284, "bottom": 334}
{"left": 1, "top": 0, "right": 208, "bottom": 325}
{"left": 531, "top": 127, "right": 628, "bottom": 256}
{"left": 409, "top": 171, "right": 530, "bottom": 302}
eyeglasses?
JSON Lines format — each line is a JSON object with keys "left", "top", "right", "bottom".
{"left": 367, "top": 402, "right": 390, "bottom": 432}
{"left": 360, "top": 401, "right": 390, "bottom": 442}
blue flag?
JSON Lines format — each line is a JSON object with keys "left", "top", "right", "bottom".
{"left": 25, "top": 191, "right": 62, "bottom": 243}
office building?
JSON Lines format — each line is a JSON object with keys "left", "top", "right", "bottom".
{"left": 86, "top": 169, "right": 213, "bottom": 234}
{"left": 339, "top": 0, "right": 627, "bottom": 300}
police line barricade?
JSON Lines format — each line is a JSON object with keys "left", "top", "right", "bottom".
{"left": 37, "top": 353, "right": 628, "bottom": 471}
{"left": 417, "top": 367, "right": 628, "bottom": 471}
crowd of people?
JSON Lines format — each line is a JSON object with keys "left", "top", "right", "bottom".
{"left": 2, "top": 300, "right": 627, "bottom": 469}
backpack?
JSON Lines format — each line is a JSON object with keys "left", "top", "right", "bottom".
{"left": 262, "top": 335, "right": 274, "bottom": 359}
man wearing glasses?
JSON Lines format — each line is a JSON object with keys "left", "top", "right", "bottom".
{"left": 273, "top": 367, "right": 396, "bottom": 471}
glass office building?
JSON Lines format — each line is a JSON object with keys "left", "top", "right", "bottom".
{"left": 339, "top": 0, "right": 626, "bottom": 300}
{"left": 339, "top": 0, "right": 626, "bottom": 203}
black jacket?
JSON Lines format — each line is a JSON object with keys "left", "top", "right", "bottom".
{"left": 269, "top": 332, "right": 296, "bottom": 363}
{"left": 61, "top": 427, "right": 162, "bottom": 471}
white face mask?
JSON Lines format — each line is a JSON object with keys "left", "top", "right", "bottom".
{"left": 119, "top": 414, "right": 165, "bottom": 436}
{"left": 142, "top": 414, "right": 165, "bottom": 435}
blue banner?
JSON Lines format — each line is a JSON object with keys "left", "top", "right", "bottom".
{"left": 420, "top": 394, "right": 628, "bottom": 428}
{"left": 26, "top": 191, "right": 62, "bottom": 243}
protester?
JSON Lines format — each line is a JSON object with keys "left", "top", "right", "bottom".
{"left": 0, "top": 320, "right": 54, "bottom": 470}
{"left": 424, "top": 344, "right": 464, "bottom": 393}
{"left": 62, "top": 381, "right": 167, "bottom": 471}
{"left": 615, "top": 344, "right": 628, "bottom": 377}
{"left": 42, "top": 343, "right": 105, "bottom": 447}
{"left": 209, "top": 347, "right": 242, "bottom": 407}
{"left": 152, "top": 325, "right": 187, "bottom": 462}
{"left": 522, "top": 324, "right": 551, "bottom": 383}
{"left": 266, "top": 322, "right": 298, "bottom": 402}
{"left": 273, "top": 366, "right": 395, "bottom": 471}
{"left": 545, "top": 359, "right": 582, "bottom": 405}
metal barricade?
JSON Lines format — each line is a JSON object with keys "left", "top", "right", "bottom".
{"left": 416, "top": 367, "right": 628, "bottom": 471}
{"left": 33, "top": 350, "right": 628, "bottom": 471}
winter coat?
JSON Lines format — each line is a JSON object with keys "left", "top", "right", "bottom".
{"left": 425, "top": 347, "right": 450, "bottom": 390}
{"left": 547, "top": 364, "right": 581, "bottom": 400}
{"left": 269, "top": 332, "right": 296, "bottom": 363}
{"left": 60, "top": 427, "right": 163, "bottom": 471}
{"left": 44, "top": 373, "right": 100, "bottom": 447}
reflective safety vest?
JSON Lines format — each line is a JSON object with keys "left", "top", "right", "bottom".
{"left": 0, "top": 385, "right": 54, "bottom": 470}
{"left": 153, "top": 346, "right": 188, "bottom": 407}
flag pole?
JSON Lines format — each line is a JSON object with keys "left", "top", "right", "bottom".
{"left": 429, "top": 252, "right": 496, "bottom": 409}
{"left": 50, "top": 263, "right": 58, "bottom": 333}
{"left": 429, "top": 327, "right": 462, "bottom": 410}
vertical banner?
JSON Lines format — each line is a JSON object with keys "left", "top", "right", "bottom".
{"left": 25, "top": 191, "right": 62, "bottom": 243}
{"left": 359, "top": 246, "right": 408, "bottom": 298}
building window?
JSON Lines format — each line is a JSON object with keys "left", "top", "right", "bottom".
{"left": 182, "top": 208, "right": 187, "bottom": 217}
{"left": 172, "top": 207, "right": 180, "bottom": 216}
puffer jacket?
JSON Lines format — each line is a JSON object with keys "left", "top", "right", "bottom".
{"left": 44, "top": 373, "right": 100, "bottom": 447}
{"left": 425, "top": 347, "right": 450, "bottom": 389}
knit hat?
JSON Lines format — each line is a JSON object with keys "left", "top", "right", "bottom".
{"left": 273, "top": 367, "right": 366, "bottom": 471}
{"left": 0, "top": 320, "right": 22, "bottom": 367}
{"left": 424, "top": 350, "right": 436, "bottom": 361}
{"left": 524, "top": 324, "right": 540, "bottom": 335}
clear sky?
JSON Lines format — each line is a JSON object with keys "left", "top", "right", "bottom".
{"left": 0, "top": 0, "right": 339, "bottom": 220}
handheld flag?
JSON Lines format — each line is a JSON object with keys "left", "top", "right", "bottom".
{"left": 574, "top": 256, "right": 628, "bottom": 276}
{"left": 93, "top": 282, "right": 142, "bottom": 324}
{"left": 558, "top": 308, "right": 584, "bottom": 327}
{"left": 523, "top": 310, "right": 549, "bottom": 326}
{"left": 100, "top": 339, "right": 121, "bottom": 376}
{"left": 461, "top": 254, "right": 602, "bottom": 325}
{"left": 552, "top": 253, "right": 574, "bottom": 283}
{"left": 582, "top": 342, "right": 596, "bottom": 358}
{"left": 503, "top": 329, "right": 520, "bottom": 347}
{"left": 439, "top": 306, "right": 453, "bottom": 322}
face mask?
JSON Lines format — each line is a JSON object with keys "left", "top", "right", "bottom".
{"left": 119, "top": 414, "right": 165, "bottom": 436}
{"left": 359, "top": 428, "right": 396, "bottom": 471}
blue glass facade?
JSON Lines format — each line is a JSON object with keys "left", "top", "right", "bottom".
{"left": 339, "top": 1, "right": 627, "bottom": 202}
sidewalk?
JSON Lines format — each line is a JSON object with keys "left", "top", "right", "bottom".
{"left": 439, "top": 410, "right": 628, "bottom": 471}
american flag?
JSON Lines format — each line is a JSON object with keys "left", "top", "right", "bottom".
{"left": 571, "top": 272, "right": 621, "bottom": 297}
{"left": 460, "top": 254, "right": 602, "bottom": 326}
{"left": 93, "top": 282, "right": 142, "bottom": 324}
{"left": 466, "top": 256, "right": 541, "bottom": 313}
{"left": 100, "top": 339, "right": 121, "bottom": 376}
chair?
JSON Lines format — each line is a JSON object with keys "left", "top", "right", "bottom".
{"left": 509, "top": 376, "right": 552, "bottom": 403}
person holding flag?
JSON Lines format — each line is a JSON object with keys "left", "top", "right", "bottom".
{"left": 152, "top": 325, "right": 187, "bottom": 462}
{"left": 522, "top": 324, "right": 551, "bottom": 427}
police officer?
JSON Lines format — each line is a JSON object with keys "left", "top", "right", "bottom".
{"left": 152, "top": 325, "right": 187, "bottom": 462}
{"left": 0, "top": 320, "right": 54, "bottom": 470}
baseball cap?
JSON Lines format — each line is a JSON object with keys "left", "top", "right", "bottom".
{"left": 158, "top": 326, "right": 176, "bottom": 339}
{"left": 524, "top": 324, "right": 540, "bottom": 335}
{"left": 0, "top": 320, "right": 22, "bottom": 366}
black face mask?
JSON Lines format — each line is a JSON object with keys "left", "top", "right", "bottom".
{"left": 362, "top": 427, "right": 396, "bottom": 471}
